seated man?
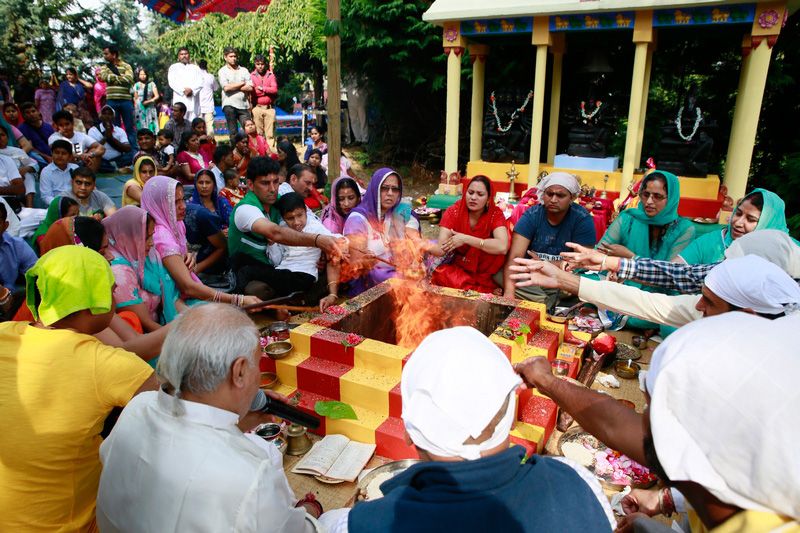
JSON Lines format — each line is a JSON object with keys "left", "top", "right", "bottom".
{"left": 278, "top": 162, "right": 323, "bottom": 220}
{"left": 0, "top": 153, "right": 25, "bottom": 211}
{"left": 509, "top": 254, "right": 800, "bottom": 328}
{"left": 210, "top": 144, "right": 235, "bottom": 191}
{"left": 0, "top": 126, "right": 38, "bottom": 207}
{"left": 0, "top": 202, "right": 37, "bottom": 319}
{"left": 270, "top": 192, "right": 340, "bottom": 310}
{"left": 48, "top": 110, "right": 105, "bottom": 172}
{"left": 97, "top": 304, "right": 322, "bottom": 532}
{"left": 88, "top": 105, "right": 132, "bottom": 173}
{"left": 329, "top": 326, "right": 615, "bottom": 533}
{"left": 0, "top": 246, "right": 157, "bottom": 531}
{"left": 64, "top": 166, "right": 117, "bottom": 218}
{"left": 18, "top": 101, "right": 55, "bottom": 165}
{"left": 39, "top": 139, "right": 79, "bottom": 205}
{"left": 500, "top": 172, "right": 596, "bottom": 309}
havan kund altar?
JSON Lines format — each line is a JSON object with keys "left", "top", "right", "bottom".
{"left": 261, "top": 279, "right": 590, "bottom": 459}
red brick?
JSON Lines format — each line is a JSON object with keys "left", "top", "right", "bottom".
{"left": 296, "top": 356, "right": 351, "bottom": 400}
{"left": 259, "top": 354, "right": 276, "bottom": 373}
{"left": 509, "top": 435, "right": 538, "bottom": 457}
{"left": 389, "top": 382, "right": 402, "bottom": 418}
{"left": 293, "top": 389, "right": 330, "bottom": 436}
{"left": 528, "top": 330, "right": 559, "bottom": 360}
{"left": 518, "top": 393, "right": 558, "bottom": 434}
{"left": 310, "top": 329, "right": 356, "bottom": 366}
{"left": 375, "top": 417, "right": 419, "bottom": 460}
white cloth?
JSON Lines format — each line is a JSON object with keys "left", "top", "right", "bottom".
{"left": 234, "top": 204, "right": 266, "bottom": 234}
{"left": 401, "top": 326, "right": 522, "bottom": 460}
{"left": 97, "top": 390, "right": 316, "bottom": 533}
{"left": 0, "top": 146, "right": 38, "bottom": 173}
{"left": 704, "top": 255, "right": 800, "bottom": 315}
{"left": 0, "top": 153, "right": 21, "bottom": 186}
{"left": 268, "top": 217, "right": 333, "bottom": 280}
{"left": 218, "top": 66, "right": 251, "bottom": 110}
{"left": 198, "top": 70, "right": 219, "bottom": 114}
{"left": 168, "top": 62, "right": 203, "bottom": 119}
{"left": 536, "top": 171, "right": 580, "bottom": 201}
{"left": 87, "top": 124, "right": 129, "bottom": 160}
{"left": 0, "top": 197, "right": 20, "bottom": 236}
{"left": 725, "top": 229, "right": 800, "bottom": 279}
{"left": 39, "top": 162, "right": 78, "bottom": 205}
{"left": 646, "top": 313, "right": 800, "bottom": 520}
{"left": 47, "top": 131, "right": 96, "bottom": 156}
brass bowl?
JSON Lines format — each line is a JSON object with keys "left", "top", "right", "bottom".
{"left": 255, "top": 422, "right": 282, "bottom": 440}
{"left": 614, "top": 360, "right": 641, "bottom": 379}
{"left": 265, "top": 341, "right": 293, "bottom": 360}
{"left": 614, "top": 342, "right": 641, "bottom": 361}
{"left": 260, "top": 371, "right": 279, "bottom": 389}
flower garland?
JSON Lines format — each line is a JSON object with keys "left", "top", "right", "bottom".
{"left": 580, "top": 100, "right": 603, "bottom": 120}
{"left": 490, "top": 90, "right": 533, "bottom": 133}
{"left": 675, "top": 106, "right": 702, "bottom": 142}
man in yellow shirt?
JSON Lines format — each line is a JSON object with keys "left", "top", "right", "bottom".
{"left": 0, "top": 245, "right": 157, "bottom": 532}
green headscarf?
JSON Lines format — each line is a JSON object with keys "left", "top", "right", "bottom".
{"left": 680, "top": 188, "right": 792, "bottom": 264}
{"left": 25, "top": 245, "right": 115, "bottom": 326}
{"left": 28, "top": 196, "right": 78, "bottom": 254}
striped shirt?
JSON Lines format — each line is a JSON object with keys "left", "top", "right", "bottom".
{"left": 98, "top": 60, "right": 134, "bottom": 101}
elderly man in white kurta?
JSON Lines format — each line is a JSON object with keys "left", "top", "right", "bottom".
{"left": 167, "top": 48, "right": 203, "bottom": 120}
{"left": 96, "top": 304, "right": 322, "bottom": 532}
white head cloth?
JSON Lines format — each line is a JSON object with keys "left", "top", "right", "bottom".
{"left": 645, "top": 313, "right": 800, "bottom": 519}
{"left": 704, "top": 255, "right": 800, "bottom": 315}
{"left": 725, "top": 229, "right": 800, "bottom": 279}
{"left": 537, "top": 172, "right": 580, "bottom": 203}
{"left": 401, "top": 326, "right": 522, "bottom": 460}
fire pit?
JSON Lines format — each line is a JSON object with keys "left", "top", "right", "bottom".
{"left": 259, "top": 279, "right": 590, "bottom": 459}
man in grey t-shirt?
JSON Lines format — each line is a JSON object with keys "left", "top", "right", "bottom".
{"left": 217, "top": 47, "right": 253, "bottom": 144}
{"left": 65, "top": 166, "right": 117, "bottom": 218}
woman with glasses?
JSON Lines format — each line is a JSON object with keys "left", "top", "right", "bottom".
{"left": 343, "top": 167, "right": 420, "bottom": 294}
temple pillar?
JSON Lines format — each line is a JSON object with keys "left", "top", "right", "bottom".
{"left": 528, "top": 16, "right": 551, "bottom": 185}
{"left": 443, "top": 23, "right": 466, "bottom": 174}
{"left": 723, "top": 2, "right": 785, "bottom": 200}
{"left": 633, "top": 38, "right": 655, "bottom": 170}
{"left": 546, "top": 33, "right": 566, "bottom": 165}
{"left": 620, "top": 10, "right": 653, "bottom": 195}
{"left": 469, "top": 44, "right": 489, "bottom": 162}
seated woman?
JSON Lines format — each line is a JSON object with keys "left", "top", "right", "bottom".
{"left": 343, "top": 168, "right": 420, "bottom": 294}
{"left": 122, "top": 156, "right": 156, "bottom": 207}
{"left": 321, "top": 176, "right": 361, "bottom": 234}
{"left": 28, "top": 196, "right": 80, "bottom": 254}
{"left": 276, "top": 139, "right": 301, "bottom": 182}
{"left": 598, "top": 171, "right": 694, "bottom": 261}
{"left": 175, "top": 131, "right": 209, "bottom": 184}
{"left": 303, "top": 125, "right": 328, "bottom": 162}
{"left": 185, "top": 169, "right": 229, "bottom": 277}
{"left": 191, "top": 118, "right": 217, "bottom": 165}
{"left": 140, "top": 175, "right": 259, "bottom": 308}
{"left": 429, "top": 175, "right": 509, "bottom": 293}
{"left": 677, "top": 188, "right": 793, "bottom": 264}
{"left": 231, "top": 132, "right": 251, "bottom": 179}
{"left": 308, "top": 148, "right": 328, "bottom": 190}
{"left": 244, "top": 118, "right": 271, "bottom": 158}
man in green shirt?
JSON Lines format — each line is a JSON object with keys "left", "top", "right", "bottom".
{"left": 229, "top": 156, "right": 345, "bottom": 296}
{"left": 98, "top": 44, "right": 138, "bottom": 151}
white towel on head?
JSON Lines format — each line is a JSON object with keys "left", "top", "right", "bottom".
{"left": 704, "top": 255, "right": 800, "bottom": 315}
{"left": 646, "top": 313, "right": 800, "bottom": 520}
{"left": 536, "top": 172, "right": 580, "bottom": 202}
{"left": 401, "top": 326, "right": 521, "bottom": 460}
{"left": 725, "top": 229, "right": 800, "bottom": 279}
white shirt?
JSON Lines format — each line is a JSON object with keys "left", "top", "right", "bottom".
{"left": 198, "top": 70, "right": 219, "bottom": 114}
{"left": 47, "top": 131, "right": 96, "bottom": 156}
{"left": 168, "top": 62, "right": 203, "bottom": 119}
{"left": 88, "top": 124, "right": 129, "bottom": 160}
{"left": 0, "top": 146, "right": 38, "bottom": 174}
{"left": 39, "top": 162, "right": 78, "bottom": 205}
{"left": 268, "top": 217, "right": 333, "bottom": 279}
{"left": 218, "top": 65, "right": 252, "bottom": 110}
{"left": 0, "top": 153, "right": 20, "bottom": 187}
{"left": 97, "top": 390, "right": 316, "bottom": 533}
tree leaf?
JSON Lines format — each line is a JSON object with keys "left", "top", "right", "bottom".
{"left": 314, "top": 400, "right": 358, "bottom": 420}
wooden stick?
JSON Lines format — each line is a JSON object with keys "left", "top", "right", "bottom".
{"left": 351, "top": 247, "right": 397, "bottom": 268}
{"left": 262, "top": 304, "right": 318, "bottom": 312}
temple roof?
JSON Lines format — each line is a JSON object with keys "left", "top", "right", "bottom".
{"left": 422, "top": 0, "right": 798, "bottom": 24}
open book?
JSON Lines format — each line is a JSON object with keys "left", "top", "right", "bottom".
{"left": 291, "top": 434, "right": 376, "bottom": 482}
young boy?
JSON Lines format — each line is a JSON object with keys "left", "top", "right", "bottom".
{"left": 219, "top": 168, "right": 246, "bottom": 208}
{"left": 134, "top": 129, "right": 174, "bottom": 176}
{"left": 0, "top": 127, "right": 37, "bottom": 208}
{"left": 64, "top": 166, "right": 117, "bottom": 219}
{"left": 0, "top": 202, "right": 37, "bottom": 319}
{"left": 269, "top": 192, "right": 340, "bottom": 311}
{"left": 40, "top": 140, "right": 79, "bottom": 205}
{"left": 191, "top": 117, "right": 216, "bottom": 165}
{"left": 156, "top": 129, "right": 176, "bottom": 176}
{"left": 62, "top": 103, "right": 87, "bottom": 133}
{"left": 47, "top": 110, "right": 104, "bottom": 172}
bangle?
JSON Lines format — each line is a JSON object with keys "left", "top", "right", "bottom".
{"left": 600, "top": 254, "right": 608, "bottom": 271}
{"left": 479, "top": 239, "right": 485, "bottom": 249}
{"left": 314, "top": 234, "right": 320, "bottom": 247}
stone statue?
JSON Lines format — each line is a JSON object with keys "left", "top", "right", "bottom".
{"left": 564, "top": 75, "right": 612, "bottom": 158}
{"left": 481, "top": 88, "right": 532, "bottom": 163}
{"left": 656, "top": 84, "right": 714, "bottom": 177}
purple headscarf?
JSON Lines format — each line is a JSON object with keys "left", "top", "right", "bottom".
{"left": 321, "top": 176, "right": 361, "bottom": 234}
{"left": 140, "top": 175, "right": 188, "bottom": 259}
{"left": 351, "top": 167, "right": 405, "bottom": 238}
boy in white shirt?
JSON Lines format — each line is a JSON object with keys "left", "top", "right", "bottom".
{"left": 48, "top": 110, "right": 104, "bottom": 172}
{"left": 0, "top": 127, "right": 38, "bottom": 208}
{"left": 269, "top": 192, "right": 340, "bottom": 311}
{"left": 40, "top": 140, "right": 79, "bottom": 206}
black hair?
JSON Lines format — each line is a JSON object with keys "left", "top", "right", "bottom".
{"left": 178, "top": 46, "right": 189, "bottom": 54}
{"left": 103, "top": 44, "right": 119, "bottom": 56}
{"left": 194, "top": 169, "right": 216, "bottom": 189}
{"left": 19, "top": 102, "right": 37, "bottom": 113}
{"left": 309, "top": 124, "right": 325, "bottom": 136}
{"left": 254, "top": 54, "right": 267, "bottom": 63}
{"left": 233, "top": 131, "right": 248, "bottom": 145}
{"left": 73, "top": 216, "right": 105, "bottom": 251}
{"left": 246, "top": 156, "right": 281, "bottom": 182}
{"left": 641, "top": 172, "right": 668, "bottom": 195}
{"left": 177, "top": 131, "right": 198, "bottom": 152}
{"left": 289, "top": 163, "right": 313, "bottom": 180}
{"left": 71, "top": 166, "right": 96, "bottom": 181}
{"left": 191, "top": 117, "right": 205, "bottom": 130}
{"left": 137, "top": 128, "right": 155, "bottom": 138}
{"left": 223, "top": 46, "right": 237, "bottom": 56}
{"left": 741, "top": 190, "right": 764, "bottom": 212}
{"left": 65, "top": 67, "right": 78, "bottom": 76}
{"left": 50, "top": 139, "right": 73, "bottom": 154}
{"left": 51, "top": 110, "right": 74, "bottom": 124}
{"left": 57, "top": 197, "right": 79, "bottom": 217}
{"left": 3, "top": 102, "right": 18, "bottom": 112}
{"left": 172, "top": 101, "right": 187, "bottom": 113}
{"left": 213, "top": 144, "right": 234, "bottom": 165}
{"left": 334, "top": 177, "right": 361, "bottom": 217}
{"left": 198, "top": 59, "right": 208, "bottom": 70}
{"left": 277, "top": 139, "right": 300, "bottom": 169}
{"left": 223, "top": 168, "right": 240, "bottom": 184}
{"left": 275, "top": 192, "right": 306, "bottom": 216}
{"left": 157, "top": 128, "right": 174, "bottom": 141}
{"left": 468, "top": 175, "right": 493, "bottom": 213}
{"left": 0, "top": 201, "right": 6, "bottom": 222}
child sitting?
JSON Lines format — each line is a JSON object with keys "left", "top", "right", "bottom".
{"left": 219, "top": 168, "right": 246, "bottom": 208}
{"left": 155, "top": 129, "right": 176, "bottom": 177}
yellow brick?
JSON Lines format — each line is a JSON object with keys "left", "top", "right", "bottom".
{"left": 326, "top": 405, "right": 386, "bottom": 444}
{"left": 516, "top": 299, "right": 546, "bottom": 314}
{"left": 540, "top": 320, "right": 565, "bottom": 344}
{"left": 274, "top": 351, "right": 308, "bottom": 389}
{"left": 513, "top": 346, "right": 547, "bottom": 365}
{"left": 354, "top": 339, "right": 410, "bottom": 378}
{"left": 510, "top": 421, "right": 546, "bottom": 453}
{"left": 571, "top": 330, "right": 592, "bottom": 343}
{"left": 289, "top": 323, "right": 326, "bottom": 354}
{"left": 271, "top": 383, "right": 296, "bottom": 398}
{"left": 339, "top": 367, "right": 396, "bottom": 416}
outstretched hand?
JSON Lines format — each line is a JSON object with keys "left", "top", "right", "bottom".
{"left": 319, "top": 235, "right": 349, "bottom": 261}
{"left": 560, "top": 242, "right": 606, "bottom": 271}
{"left": 508, "top": 257, "right": 563, "bottom": 289}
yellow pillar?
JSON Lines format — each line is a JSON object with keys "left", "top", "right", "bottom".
{"left": 723, "top": 2, "right": 785, "bottom": 200}
{"left": 633, "top": 39, "right": 655, "bottom": 170}
{"left": 546, "top": 34, "right": 566, "bottom": 165}
{"left": 620, "top": 11, "right": 653, "bottom": 195}
{"left": 469, "top": 44, "right": 489, "bottom": 162}
{"left": 528, "top": 17, "right": 551, "bottom": 185}
{"left": 443, "top": 23, "right": 467, "bottom": 174}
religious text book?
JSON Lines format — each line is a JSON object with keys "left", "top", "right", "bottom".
{"left": 291, "top": 434, "right": 376, "bottom": 482}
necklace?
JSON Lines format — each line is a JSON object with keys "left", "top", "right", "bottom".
{"left": 580, "top": 100, "right": 602, "bottom": 120}
{"left": 490, "top": 91, "right": 533, "bottom": 133}
{"left": 675, "top": 106, "right": 702, "bottom": 142}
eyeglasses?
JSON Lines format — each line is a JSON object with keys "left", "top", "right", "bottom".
{"left": 380, "top": 186, "right": 401, "bottom": 193}
{"left": 639, "top": 191, "right": 667, "bottom": 202}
